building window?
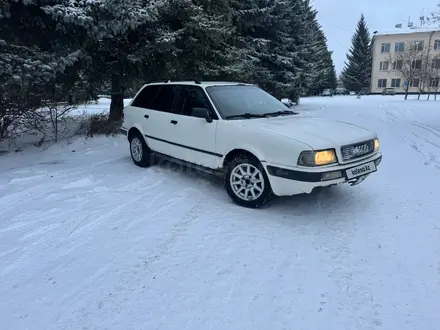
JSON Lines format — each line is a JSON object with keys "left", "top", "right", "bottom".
{"left": 412, "top": 59, "right": 422, "bottom": 69}
{"left": 430, "top": 78, "right": 439, "bottom": 87}
{"left": 413, "top": 40, "right": 424, "bottom": 51}
{"left": 380, "top": 61, "right": 389, "bottom": 70}
{"left": 432, "top": 58, "right": 440, "bottom": 69}
{"left": 395, "top": 42, "right": 405, "bottom": 52}
{"left": 381, "top": 43, "right": 391, "bottom": 53}
{"left": 434, "top": 40, "right": 440, "bottom": 50}
{"left": 392, "top": 60, "right": 403, "bottom": 70}
{"left": 391, "top": 78, "right": 401, "bottom": 88}
{"left": 377, "top": 79, "right": 387, "bottom": 88}
{"left": 410, "top": 79, "right": 419, "bottom": 87}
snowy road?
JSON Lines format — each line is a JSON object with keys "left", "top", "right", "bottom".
{"left": 1, "top": 96, "right": 439, "bottom": 329}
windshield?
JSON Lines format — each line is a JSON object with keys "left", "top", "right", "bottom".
{"left": 205, "top": 85, "right": 290, "bottom": 119}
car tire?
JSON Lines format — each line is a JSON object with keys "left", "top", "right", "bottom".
{"left": 129, "top": 132, "right": 152, "bottom": 168}
{"left": 224, "top": 154, "right": 273, "bottom": 208}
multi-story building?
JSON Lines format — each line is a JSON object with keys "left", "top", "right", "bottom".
{"left": 370, "top": 27, "right": 440, "bottom": 94}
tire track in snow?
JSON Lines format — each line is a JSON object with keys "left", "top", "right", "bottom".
{"left": 109, "top": 197, "right": 207, "bottom": 322}
{"left": 52, "top": 186, "right": 209, "bottom": 316}
{"left": 0, "top": 175, "right": 166, "bottom": 291}
{"left": 312, "top": 188, "right": 384, "bottom": 327}
{"left": 2, "top": 152, "right": 189, "bottom": 210}
{"left": 0, "top": 157, "right": 128, "bottom": 215}
{"left": 146, "top": 195, "right": 207, "bottom": 264}
{"left": 384, "top": 106, "right": 440, "bottom": 170}
{"left": 403, "top": 122, "right": 440, "bottom": 170}
{"left": 410, "top": 121, "right": 440, "bottom": 139}
{"left": 67, "top": 178, "right": 166, "bottom": 238}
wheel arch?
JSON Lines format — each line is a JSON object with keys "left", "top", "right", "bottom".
{"left": 222, "top": 148, "right": 264, "bottom": 168}
{"left": 127, "top": 126, "right": 150, "bottom": 147}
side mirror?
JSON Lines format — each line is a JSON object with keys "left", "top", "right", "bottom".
{"left": 191, "top": 107, "right": 213, "bottom": 123}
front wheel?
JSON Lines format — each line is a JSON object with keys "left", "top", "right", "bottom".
{"left": 224, "top": 155, "right": 273, "bottom": 208}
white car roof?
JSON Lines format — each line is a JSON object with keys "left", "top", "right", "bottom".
{"left": 142, "top": 81, "right": 254, "bottom": 88}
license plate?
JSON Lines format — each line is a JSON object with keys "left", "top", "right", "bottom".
{"left": 346, "top": 161, "right": 376, "bottom": 179}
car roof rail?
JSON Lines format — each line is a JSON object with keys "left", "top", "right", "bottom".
{"left": 146, "top": 79, "right": 202, "bottom": 84}
{"left": 146, "top": 80, "right": 167, "bottom": 84}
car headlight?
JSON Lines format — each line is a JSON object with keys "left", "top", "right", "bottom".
{"left": 297, "top": 149, "right": 337, "bottom": 166}
{"left": 374, "top": 138, "right": 379, "bottom": 151}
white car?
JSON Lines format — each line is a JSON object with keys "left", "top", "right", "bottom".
{"left": 280, "top": 98, "right": 294, "bottom": 108}
{"left": 321, "top": 89, "right": 333, "bottom": 97}
{"left": 120, "top": 81, "right": 382, "bottom": 208}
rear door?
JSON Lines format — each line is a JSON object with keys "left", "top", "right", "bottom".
{"left": 129, "top": 85, "right": 159, "bottom": 139}
{"left": 129, "top": 84, "right": 180, "bottom": 155}
{"left": 141, "top": 84, "right": 180, "bottom": 156}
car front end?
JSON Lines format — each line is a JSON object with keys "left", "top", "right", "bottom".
{"left": 321, "top": 89, "right": 332, "bottom": 96}
{"left": 263, "top": 137, "right": 382, "bottom": 196}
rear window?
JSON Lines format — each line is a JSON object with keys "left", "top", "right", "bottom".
{"left": 131, "top": 85, "right": 159, "bottom": 109}
{"left": 131, "top": 85, "right": 178, "bottom": 113}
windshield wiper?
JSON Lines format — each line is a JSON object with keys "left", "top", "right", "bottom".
{"left": 263, "top": 110, "right": 297, "bottom": 117}
{"left": 225, "top": 113, "right": 266, "bottom": 119}
{"left": 225, "top": 110, "right": 297, "bottom": 120}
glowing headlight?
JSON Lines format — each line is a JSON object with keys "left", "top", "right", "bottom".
{"left": 297, "top": 149, "right": 337, "bottom": 166}
{"left": 374, "top": 138, "right": 379, "bottom": 151}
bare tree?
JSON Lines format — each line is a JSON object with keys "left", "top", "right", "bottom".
{"left": 409, "top": 42, "right": 440, "bottom": 100}
{"left": 37, "top": 102, "right": 77, "bottom": 143}
{"left": 415, "top": 42, "right": 437, "bottom": 99}
{"left": 387, "top": 41, "right": 423, "bottom": 100}
{"left": 426, "top": 52, "right": 440, "bottom": 100}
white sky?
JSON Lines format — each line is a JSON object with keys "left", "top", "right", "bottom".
{"left": 311, "top": 0, "right": 439, "bottom": 75}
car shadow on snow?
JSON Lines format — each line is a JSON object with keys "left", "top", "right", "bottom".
{"left": 151, "top": 158, "right": 374, "bottom": 216}
{"left": 152, "top": 157, "right": 223, "bottom": 186}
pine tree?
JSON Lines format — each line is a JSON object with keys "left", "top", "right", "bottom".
{"left": 341, "top": 14, "right": 372, "bottom": 92}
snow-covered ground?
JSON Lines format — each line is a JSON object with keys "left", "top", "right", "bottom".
{"left": 1, "top": 95, "right": 440, "bottom": 329}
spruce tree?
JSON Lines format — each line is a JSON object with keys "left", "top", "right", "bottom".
{"left": 152, "top": 0, "right": 240, "bottom": 81}
{"left": 229, "top": 0, "right": 306, "bottom": 100}
{"left": 341, "top": 14, "right": 372, "bottom": 92}
{"left": 228, "top": 0, "right": 273, "bottom": 83}
{"left": 323, "top": 59, "right": 337, "bottom": 90}
{"left": 299, "top": 0, "right": 337, "bottom": 95}
{"left": 42, "top": 0, "right": 161, "bottom": 121}
{"left": 0, "top": 0, "right": 85, "bottom": 139}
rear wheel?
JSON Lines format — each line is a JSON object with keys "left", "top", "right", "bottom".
{"left": 129, "top": 132, "right": 152, "bottom": 167}
{"left": 224, "top": 155, "right": 273, "bottom": 208}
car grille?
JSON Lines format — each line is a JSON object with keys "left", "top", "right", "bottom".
{"left": 341, "top": 139, "right": 375, "bottom": 161}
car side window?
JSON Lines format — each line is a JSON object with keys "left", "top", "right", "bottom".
{"left": 176, "top": 86, "right": 217, "bottom": 119}
{"left": 149, "top": 85, "right": 179, "bottom": 113}
{"left": 131, "top": 85, "right": 159, "bottom": 109}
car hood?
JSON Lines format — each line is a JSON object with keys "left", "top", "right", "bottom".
{"left": 237, "top": 115, "right": 375, "bottom": 149}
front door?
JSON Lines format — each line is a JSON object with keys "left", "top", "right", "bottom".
{"left": 169, "top": 85, "right": 220, "bottom": 169}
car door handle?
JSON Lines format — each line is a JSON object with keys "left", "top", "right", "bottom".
{"left": 144, "top": 114, "right": 149, "bottom": 119}
{"left": 170, "top": 120, "right": 177, "bottom": 124}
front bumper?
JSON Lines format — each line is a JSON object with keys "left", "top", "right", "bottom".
{"left": 264, "top": 152, "right": 382, "bottom": 196}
